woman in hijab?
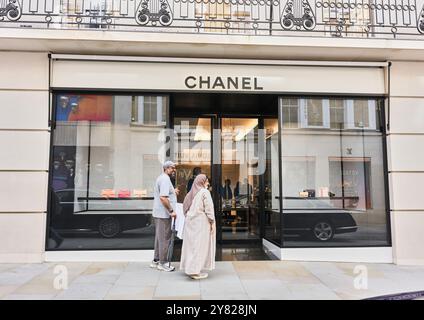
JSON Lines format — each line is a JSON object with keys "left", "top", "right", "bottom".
{"left": 180, "top": 174, "right": 216, "bottom": 280}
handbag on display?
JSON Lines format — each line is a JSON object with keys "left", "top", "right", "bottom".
{"left": 299, "top": 191, "right": 309, "bottom": 198}
{"left": 118, "top": 189, "right": 131, "bottom": 198}
{"left": 133, "top": 189, "right": 147, "bottom": 198}
{"left": 101, "top": 189, "right": 116, "bottom": 198}
{"left": 318, "top": 187, "right": 329, "bottom": 198}
{"left": 303, "top": 189, "right": 316, "bottom": 198}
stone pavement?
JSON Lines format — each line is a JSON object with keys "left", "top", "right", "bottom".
{"left": 1, "top": 261, "right": 424, "bottom": 300}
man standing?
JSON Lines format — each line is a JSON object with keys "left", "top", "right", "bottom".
{"left": 186, "top": 167, "right": 202, "bottom": 193}
{"left": 151, "top": 160, "right": 179, "bottom": 271}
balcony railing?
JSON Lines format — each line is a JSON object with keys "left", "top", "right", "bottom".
{"left": 0, "top": 0, "right": 423, "bottom": 39}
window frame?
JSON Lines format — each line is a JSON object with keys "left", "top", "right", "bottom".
{"left": 345, "top": 99, "right": 377, "bottom": 130}
{"left": 278, "top": 95, "right": 391, "bottom": 249}
{"left": 329, "top": 99, "right": 346, "bottom": 130}
{"left": 299, "top": 98, "right": 331, "bottom": 129}
{"left": 132, "top": 95, "right": 167, "bottom": 126}
{"left": 46, "top": 91, "right": 171, "bottom": 252}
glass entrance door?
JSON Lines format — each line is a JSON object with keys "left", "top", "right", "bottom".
{"left": 173, "top": 117, "right": 212, "bottom": 203}
{"left": 219, "top": 118, "right": 261, "bottom": 241}
{"left": 172, "top": 115, "right": 279, "bottom": 246}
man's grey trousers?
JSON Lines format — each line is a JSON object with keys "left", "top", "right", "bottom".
{"left": 153, "top": 217, "right": 172, "bottom": 264}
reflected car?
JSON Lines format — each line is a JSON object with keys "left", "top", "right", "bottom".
{"left": 282, "top": 198, "right": 358, "bottom": 241}
{"left": 50, "top": 189, "right": 152, "bottom": 238}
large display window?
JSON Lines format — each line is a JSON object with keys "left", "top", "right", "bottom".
{"left": 47, "top": 94, "right": 169, "bottom": 250}
{"left": 280, "top": 97, "right": 390, "bottom": 247}
{"left": 46, "top": 92, "right": 390, "bottom": 251}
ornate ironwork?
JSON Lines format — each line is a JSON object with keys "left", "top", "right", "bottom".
{"left": 135, "top": 0, "right": 173, "bottom": 26}
{"left": 0, "top": 0, "right": 22, "bottom": 21}
{"left": 0, "top": 0, "right": 423, "bottom": 39}
{"left": 280, "top": 0, "right": 316, "bottom": 31}
{"left": 419, "top": 4, "right": 424, "bottom": 34}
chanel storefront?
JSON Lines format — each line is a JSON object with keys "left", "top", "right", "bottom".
{"left": 44, "top": 55, "right": 392, "bottom": 262}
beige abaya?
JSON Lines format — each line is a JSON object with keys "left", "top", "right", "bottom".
{"left": 180, "top": 188, "right": 216, "bottom": 275}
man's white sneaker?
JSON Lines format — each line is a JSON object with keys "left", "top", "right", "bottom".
{"left": 157, "top": 263, "right": 175, "bottom": 272}
{"left": 150, "top": 260, "right": 159, "bottom": 269}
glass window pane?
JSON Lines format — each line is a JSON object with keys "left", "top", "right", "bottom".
{"left": 48, "top": 94, "right": 169, "bottom": 250}
{"left": 354, "top": 100, "right": 370, "bottom": 128}
{"left": 280, "top": 97, "right": 389, "bottom": 247}
{"left": 143, "top": 96, "right": 158, "bottom": 125}
{"left": 220, "top": 118, "right": 260, "bottom": 240}
{"left": 307, "top": 99, "right": 324, "bottom": 126}
{"left": 173, "top": 117, "right": 211, "bottom": 202}
{"left": 282, "top": 99, "right": 299, "bottom": 128}
{"left": 161, "top": 96, "right": 168, "bottom": 125}
{"left": 330, "top": 99, "right": 344, "bottom": 129}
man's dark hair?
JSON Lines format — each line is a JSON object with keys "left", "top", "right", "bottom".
{"left": 193, "top": 167, "right": 202, "bottom": 176}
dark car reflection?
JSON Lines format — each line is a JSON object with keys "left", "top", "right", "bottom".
{"left": 50, "top": 189, "right": 152, "bottom": 238}
{"left": 281, "top": 198, "right": 358, "bottom": 241}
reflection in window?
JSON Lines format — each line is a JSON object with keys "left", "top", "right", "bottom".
{"left": 321, "top": 0, "right": 372, "bottom": 38}
{"left": 280, "top": 97, "right": 389, "bottom": 247}
{"left": 283, "top": 98, "right": 378, "bottom": 131}
{"left": 282, "top": 156, "right": 316, "bottom": 199}
{"left": 353, "top": 100, "right": 370, "bottom": 128}
{"left": 329, "top": 157, "right": 372, "bottom": 210}
{"left": 199, "top": 2, "right": 254, "bottom": 34}
{"left": 281, "top": 99, "right": 299, "bottom": 129}
{"left": 299, "top": 99, "right": 329, "bottom": 129}
{"left": 306, "top": 99, "right": 324, "bottom": 127}
{"left": 330, "top": 99, "right": 345, "bottom": 129}
{"left": 173, "top": 118, "right": 212, "bottom": 203}
{"left": 132, "top": 96, "right": 167, "bottom": 125}
{"left": 143, "top": 96, "right": 158, "bottom": 124}
{"left": 48, "top": 94, "right": 169, "bottom": 250}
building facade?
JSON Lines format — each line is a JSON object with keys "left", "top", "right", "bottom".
{"left": 0, "top": 0, "right": 424, "bottom": 265}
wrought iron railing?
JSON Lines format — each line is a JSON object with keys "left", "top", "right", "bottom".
{"left": 0, "top": 0, "right": 423, "bottom": 38}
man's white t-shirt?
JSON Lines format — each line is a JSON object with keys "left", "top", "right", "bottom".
{"left": 152, "top": 173, "right": 177, "bottom": 219}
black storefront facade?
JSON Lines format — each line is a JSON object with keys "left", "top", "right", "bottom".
{"left": 45, "top": 55, "right": 392, "bottom": 263}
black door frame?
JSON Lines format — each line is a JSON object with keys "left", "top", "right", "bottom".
{"left": 218, "top": 115, "right": 264, "bottom": 245}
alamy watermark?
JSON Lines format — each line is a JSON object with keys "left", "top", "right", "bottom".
{"left": 53, "top": 265, "right": 68, "bottom": 290}
{"left": 353, "top": 265, "right": 368, "bottom": 290}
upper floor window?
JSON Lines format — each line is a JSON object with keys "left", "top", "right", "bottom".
{"left": 329, "top": 99, "right": 345, "bottom": 129}
{"left": 281, "top": 98, "right": 299, "bottom": 129}
{"left": 345, "top": 99, "right": 376, "bottom": 130}
{"left": 132, "top": 95, "right": 168, "bottom": 126}
{"left": 306, "top": 99, "right": 325, "bottom": 127}
{"left": 282, "top": 98, "right": 379, "bottom": 131}
{"left": 299, "top": 99, "right": 330, "bottom": 129}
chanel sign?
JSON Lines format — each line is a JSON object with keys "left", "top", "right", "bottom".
{"left": 184, "top": 76, "right": 264, "bottom": 90}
